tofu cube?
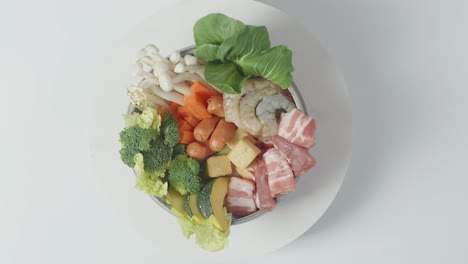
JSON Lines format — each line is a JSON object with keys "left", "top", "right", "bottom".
{"left": 206, "top": 155, "right": 232, "bottom": 178}
{"left": 227, "top": 137, "right": 261, "bottom": 170}
{"left": 226, "top": 129, "right": 255, "bottom": 149}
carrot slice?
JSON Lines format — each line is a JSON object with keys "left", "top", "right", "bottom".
{"left": 178, "top": 119, "right": 194, "bottom": 132}
{"left": 173, "top": 112, "right": 183, "bottom": 120}
{"left": 190, "top": 81, "right": 219, "bottom": 102}
{"left": 157, "top": 107, "right": 171, "bottom": 115}
{"left": 184, "top": 115, "right": 201, "bottom": 127}
{"left": 169, "top": 102, "right": 181, "bottom": 112}
{"left": 179, "top": 131, "right": 195, "bottom": 144}
{"left": 177, "top": 106, "right": 193, "bottom": 117}
{"left": 184, "top": 94, "right": 212, "bottom": 119}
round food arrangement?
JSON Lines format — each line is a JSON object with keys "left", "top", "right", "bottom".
{"left": 118, "top": 13, "right": 318, "bottom": 252}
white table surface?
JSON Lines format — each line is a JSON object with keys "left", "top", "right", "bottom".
{"left": 1, "top": 0, "right": 467, "bottom": 263}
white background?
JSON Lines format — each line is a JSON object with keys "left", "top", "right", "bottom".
{"left": 1, "top": 0, "right": 467, "bottom": 263}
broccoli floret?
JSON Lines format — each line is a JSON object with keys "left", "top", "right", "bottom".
{"left": 160, "top": 113, "right": 180, "bottom": 147}
{"left": 172, "top": 143, "right": 186, "bottom": 158}
{"left": 141, "top": 137, "right": 172, "bottom": 174}
{"left": 119, "top": 126, "right": 157, "bottom": 152}
{"left": 168, "top": 155, "right": 202, "bottom": 195}
{"left": 120, "top": 147, "right": 139, "bottom": 167}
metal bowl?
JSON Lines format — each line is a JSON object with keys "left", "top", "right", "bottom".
{"left": 127, "top": 45, "right": 307, "bottom": 225}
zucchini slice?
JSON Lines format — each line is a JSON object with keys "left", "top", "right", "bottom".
{"left": 188, "top": 194, "right": 205, "bottom": 223}
{"left": 166, "top": 187, "right": 186, "bottom": 216}
{"left": 197, "top": 177, "right": 230, "bottom": 231}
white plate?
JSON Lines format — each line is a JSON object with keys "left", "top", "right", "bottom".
{"left": 89, "top": 0, "right": 352, "bottom": 260}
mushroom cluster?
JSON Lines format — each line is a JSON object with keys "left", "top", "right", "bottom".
{"left": 128, "top": 44, "right": 205, "bottom": 110}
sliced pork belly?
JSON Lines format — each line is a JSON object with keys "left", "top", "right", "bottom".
{"left": 278, "top": 109, "right": 316, "bottom": 148}
{"left": 263, "top": 148, "right": 296, "bottom": 197}
{"left": 272, "top": 135, "right": 317, "bottom": 176}
{"left": 254, "top": 158, "right": 276, "bottom": 211}
{"left": 226, "top": 177, "right": 257, "bottom": 217}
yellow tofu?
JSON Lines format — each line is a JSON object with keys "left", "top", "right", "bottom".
{"left": 206, "top": 155, "right": 233, "bottom": 178}
{"left": 227, "top": 137, "right": 261, "bottom": 170}
{"left": 226, "top": 129, "right": 255, "bottom": 149}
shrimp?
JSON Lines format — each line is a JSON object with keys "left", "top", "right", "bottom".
{"left": 262, "top": 86, "right": 278, "bottom": 96}
{"left": 223, "top": 93, "right": 242, "bottom": 127}
{"left": 223, "top": 80, "right": 251, "bottom": 128}
{"left": 252, "top": 77, "right": 271, "bottom": 90}
{"left": 256, "top": 94, "right": 295, "bottom": 140}
{"left": 239, "top": 80, "right": 263, "bottom": 136}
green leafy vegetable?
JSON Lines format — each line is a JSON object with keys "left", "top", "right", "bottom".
{"left": 193, "top": 13, "right": 244, "bottom": 47}
{"left": 218, "top": 25, "right": 271, "bottom": 60}
{"left": 168, "top": 155, "right": 202, "bottom": 195}
{"left": 134, "top": 153, "right": 168, "bottom": 197}
{"left": 123, "top": 112, "right": 138, "bottom": 127}
{"left": 194, "top": 44, "right": 220, "bottom": 61}
{"left": 137, "top": 108, "right": 161, "bottom": 131}
{"left": 176, "top": 208, "right": 232, "bottom": 251}
{"left": 122, "top": 108, "right": 161, "bottom": 130}
{"left": 193, "top": 13, "right": 294, "bottom": 93}
{"left": 238, "top": 45, "right": 294, "bottom": 89}
{"left": 204, "top": 62, "right": 249, "bottom": 94}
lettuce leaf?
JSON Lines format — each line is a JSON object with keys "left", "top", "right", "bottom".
{"left": 123, "top": 112, "right": 139, "bottom": 127}
{"left": 193, "top": 13, "right": 293, "bottom": 94}
{"left": 122, "top": 108, "right": 161, "bottom": 131}
{"left": 137, "top": 108, "right": 161, "bottom": 131}
{"left": 134, "top": 153, "right": 168, "bottom": 197}
{"left": 176, "top": 209, "right": 232, "bottom": 252}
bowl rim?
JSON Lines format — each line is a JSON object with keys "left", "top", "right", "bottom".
{"left": 127, "top": 44, "right": 308, "bottom": 225}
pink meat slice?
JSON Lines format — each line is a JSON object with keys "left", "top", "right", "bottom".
{"left": 263, "top": 148, "right": 296, "bottom": 197}
{"left": 278, "top": 109, "right": 316, "bottom": 148}
{"left": 272, "top": 135, "right": 317, "bottom": 176}
{"left": 254, "top": 158, "right": 276, "bottom": 211}
{"left": 226, "top": 177, "right": 257, "bottom": 217}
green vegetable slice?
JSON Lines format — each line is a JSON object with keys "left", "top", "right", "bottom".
{"left": 197, "top": 177, "right": 230, "bottom": 231}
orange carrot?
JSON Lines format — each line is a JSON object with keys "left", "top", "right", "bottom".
{"left": 178, "top": 119, "right": 194, "bottom": 132}
{"left": 177, "top": 106, "right": 193, "bottom": 117}
{"left": 179, "top": 131, "right": 195, "bottom": 144}
{"left": 169, "top": 102, "right": 181, "bottom": 112}
{"left": 173, "top": 112, "right": 184, "bottom": 120}
{"left": 190, "top": 81, "right": 219, "bottom": 102}
{"left": 184, "top": 115, "right": 201, "bottom": 127}
{"left": 184, "top": 94, "right": 212, "bottom": 119}
{"left": 157, "top": 107, "right": 171, "bottom": 115}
